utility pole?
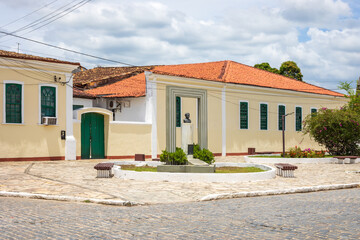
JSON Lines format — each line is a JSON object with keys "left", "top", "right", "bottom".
{"left": 17, "top": 43, "right": 20, "bottom": 53}
{"left": 282, "top": 112, "right": 294, "bottom": 157}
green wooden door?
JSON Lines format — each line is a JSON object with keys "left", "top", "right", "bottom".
{"left": 81, "top": 113, "right": 105, "bottom": 159}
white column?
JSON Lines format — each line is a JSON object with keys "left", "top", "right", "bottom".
{"left": 146, "top": 72, "right": 158, "bottom": 159}
{"left": 65, "top": 73, "right": 76, "bottom": 160}
{"left": 222, "top": 86, "right": 226, "bottom": 157}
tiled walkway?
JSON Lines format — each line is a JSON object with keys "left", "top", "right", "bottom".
{"left": 0, "top": 157, "right": 359, "bottom": 204}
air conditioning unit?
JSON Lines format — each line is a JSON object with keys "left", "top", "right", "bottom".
{"left": 42, "top": 117, "right": 57, "bottom": 125}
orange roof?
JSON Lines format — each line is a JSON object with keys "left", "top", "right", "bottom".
{"left": 85, "top": 73, "right": 146, "bottom": 98}
{"left": 73, "top": 88, "right": 96, "bottom": 99}
{"left": 77, "top": 60, "right": 343, "bottom": 98}
{"left": 0, "top": 49, "right": 80, "bottom": 66}
{"left": 153, "top": 61, "right": 343, "bottom": 97}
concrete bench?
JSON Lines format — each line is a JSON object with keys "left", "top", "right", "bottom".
{"left": 94, "top": 163, "right": 114, "bottom": 178}
{"left": 274, "top": 163, "right": 298, "bottom": 178}
{"left": 334, "top": 156, "right": 358, "bottom": 164}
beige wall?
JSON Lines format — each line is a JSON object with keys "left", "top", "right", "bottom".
{"left": 152, "top": 74, "right": 347, "bottom": 155}
{"left": 0, "top": 60, "right": 72, "bottom": 159}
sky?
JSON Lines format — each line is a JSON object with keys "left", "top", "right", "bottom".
{"left": 0, "top": 0, "right": 359, "bottom": 91}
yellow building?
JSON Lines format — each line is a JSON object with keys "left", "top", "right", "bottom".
{"left": 0, "top": 50, "right": 80, "bottom": 161}
{"left": 73, "top": 61, "right": 347, "bottom": 159}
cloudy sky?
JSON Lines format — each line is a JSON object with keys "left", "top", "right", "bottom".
{"left": 0, "top": 0, "right": 359, "bottom": 91}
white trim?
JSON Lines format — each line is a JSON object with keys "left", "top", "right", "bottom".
{"left": 295, "top": 106, "right": 302, "bottom": 132}
{"left": 259, "top": 102, "right": 268, "bottom": 130}
{"left": 3, "top": 80, "right": 24, "bottom": 124}
{"left": 110, "top": 121, "right": 152, "bottom": 125}
{"left": 222, "top": 87, "right": 226, "bottom": 157}
{"left": 147, "top": 76, "right": 158, "bottom": 159}
{"left": 65, "top": 73, "right": 76, "bottom": 160}
{"left": 38, "top": 83, "right": 58, "bottom": 124}
{"left": 239, "top": 100, "right": 249, "bottom": 130}
{"left": 277, "top": 104, "right": 286, "bottom": 131}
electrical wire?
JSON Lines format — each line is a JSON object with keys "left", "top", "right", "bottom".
{"left": 0, "top": 0, "right": 59, "bottom": 29}
{"left": 0, "top": 30, "right": 135, "bottom": 66}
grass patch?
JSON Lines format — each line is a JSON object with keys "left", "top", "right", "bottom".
{"left": 215, "top": 167, "right": 264, "bottom": 173}
{"left": 120, "top": 165, "right": 157, "bottom": 172}
{"left": 120, "top": 165, "right": 265, "bottom": 173}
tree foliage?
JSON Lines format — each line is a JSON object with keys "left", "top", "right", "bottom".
{"left": 279, "top": 61, "right": 303, "bottom": 81}
{"left": 254, "top": 61, "right": 303, "bottom": 81}
{"left": 254, "top": 62, "right": 280, "bottom": 74}
{"left": 303, "top": 108, "right": 360, "bottom": 156}
{"left": 303, "top": 80, "right": 360, "bottom": 156}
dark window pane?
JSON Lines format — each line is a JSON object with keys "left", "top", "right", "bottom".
{"left": 260, "top": 104, "right": 268, "bottom": 130}
{"left": 6, "top": 84, "right": 22, "bottom": 123}
{"left": 176, "top": 96, "right": 181, "bottom": 127}
{"left": 240, "top": 102, "right": 248, "bottom": 129}
{"left": 278, "top": 105, "right": 285, "bottom": 131}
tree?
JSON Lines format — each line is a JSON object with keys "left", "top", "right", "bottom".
{"left": 303, "top": 80, "right": 360, "bottom": 156}
{"left": 254, "top": 62, "right": 280, "bottom": 74}
{"left": 279, "top": 61, "right": 303, "bottom": 81}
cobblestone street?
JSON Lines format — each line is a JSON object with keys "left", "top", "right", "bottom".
{"left": 0, "top": 189, "right": 359, "bottom": 239}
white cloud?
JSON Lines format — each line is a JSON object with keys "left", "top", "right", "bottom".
{"left": 0, "top": 0, "right": 359, "bottom": 90}
{"left": 281, "top": 0, "right": 352, "bottom": 27}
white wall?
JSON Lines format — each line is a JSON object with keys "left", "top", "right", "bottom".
{"left": 73, "top": 98, "right": 93, "bottom": 108}
{"left": 113, "top": 97, "right": 147, "bottom": 122}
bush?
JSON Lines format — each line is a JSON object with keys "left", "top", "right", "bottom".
{"left": 303, "top": 107, "right": 360, "bottom": 156}
{"left": 159, "top": 148, "right": 187, "bottom": 165}
{"left": 193, "top": 144, "right": 215, "bottom": 164}
{"left": 281, "top": 146, "right": 325, "bottom": 158}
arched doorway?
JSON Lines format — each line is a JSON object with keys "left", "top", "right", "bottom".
{"left": 81, "top": 112, "right": 105, "bottom": 159}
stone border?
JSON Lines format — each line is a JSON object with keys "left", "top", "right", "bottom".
{"left": 200, "top": 183, "right": 360, "bottom": 201}
{"left": 0, "top": 191, "right": 140, "bottom": 206}
{"left": 244, "top": 156, "right": 360, "bottom": 164}
{"left": 113, "top": 162, "right": 276, "bottom": 183}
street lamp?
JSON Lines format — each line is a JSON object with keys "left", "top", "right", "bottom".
{"left": 282, "top": 112, "right": 294, "bottom": 157}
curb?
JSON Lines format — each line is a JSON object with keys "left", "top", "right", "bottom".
{"left": 200, "top": 183, "right": 360, "bottom": 201}
{"left": 0, "top": 191, "right": 141, "bottom": 206}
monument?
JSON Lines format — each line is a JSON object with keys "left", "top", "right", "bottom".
{"left": 181, "top": 113, "right": 193, "bottom": 155}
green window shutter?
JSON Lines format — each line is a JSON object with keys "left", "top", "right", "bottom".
{"left": 311, "top": 108, "right": 317, "bottom": 114}
{"left": 260, "top": 104, "right": 268, "bottom": 130}
{"left": 41, "top": 86, "right": 56, "bottom": 119}
{"left": 296, "top": 107, "right": 302, "bottom": 131}
{"left": 176, "top": 96, "right": 181, "bottom": 127}
{"left": 73, "top": 105, "right": 84, "bottom": 110}
{"left": 5, "top": 84, "right": 22, "bottom": 123}
{"left": 240, "top": 102, "right": 248, "bottom": 129}
{"left": 278, "top": 105, "right": 285, "bottom": 131}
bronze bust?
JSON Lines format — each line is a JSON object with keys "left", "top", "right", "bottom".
{"left": 183, "top": 113, "right": 191, "bottom": 123}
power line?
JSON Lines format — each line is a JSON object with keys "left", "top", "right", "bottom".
{"left": 0, "top": 0, "right": 59, "bottom": 29}
{"left": 0, "top": 30, "right": 135, "bottom": 66}
{"left": 13, "top": 0, "right": 91, "bottom": 36}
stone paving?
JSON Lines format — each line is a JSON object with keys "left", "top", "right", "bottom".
{"left": 0, "top": 189, "right": 359, "bottom": 239}
{"left": 0, "top": 157, "right": 359, "bottom": 204}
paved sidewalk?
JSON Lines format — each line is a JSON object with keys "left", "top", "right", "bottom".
{"left": 0, "top": 157, "right": 359, "bottom": 204}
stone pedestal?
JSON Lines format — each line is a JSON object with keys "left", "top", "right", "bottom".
{"left": 181, "top": 123, "right": 193, "bottom": 155}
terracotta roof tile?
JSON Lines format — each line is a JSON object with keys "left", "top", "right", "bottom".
{"left": 73, "top": 66, "right": 154, "bottom": 87}
{"left": 74, "top": 60, "right": 343, "bottom": 98}
{"left": 0, "top": 49, "right": 80, "bottom": 66}
{"left": 85, "top": 73, "right": 146, "bottom": 98}
{"left": 152, "top": 61, "right": 343, "bottom": 97}
{"left": 73, "top": 88, "right": 96, "bottom": 99}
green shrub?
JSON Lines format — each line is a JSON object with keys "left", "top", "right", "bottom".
{"left": 281, "top": 146, "right": 326, "bottom": 158}
{"left": 303, "top": 107, "right": 360, "bottom": 156}
{"left": 159, "top": 148, "right": 187, "bottom": 165}
{"left": 193, "top": 144, "right": 215, "bottom": 164}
